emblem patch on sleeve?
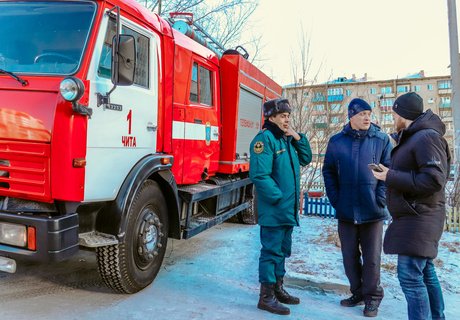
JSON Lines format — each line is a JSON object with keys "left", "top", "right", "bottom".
{"left": 254, "top": 141, "right": 264, "bottom": 154}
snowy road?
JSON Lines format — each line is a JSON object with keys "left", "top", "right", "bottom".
{"left": 0, "top": 219, "right": 458, "bottom": 320}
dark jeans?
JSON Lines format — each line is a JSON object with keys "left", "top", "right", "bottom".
{"left": 259, "top": 225, "right": 293, "bottom": 284}
{"left": 338, "top": 220, "right": 384, "bottom": 303}
{"left": 397, "top": 255, "right": 445, "bottom": 320}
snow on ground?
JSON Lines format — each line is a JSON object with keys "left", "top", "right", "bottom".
{"left": 288, "top": 215, "right": 460, "bottom": 306}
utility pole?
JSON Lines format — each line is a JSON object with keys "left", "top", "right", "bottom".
{"left": 447, "top": 0, "right": 460, "bottom": 164}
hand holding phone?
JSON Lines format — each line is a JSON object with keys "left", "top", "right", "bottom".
{"left": 368, "top": 163, "right": 383, "bottom": 172}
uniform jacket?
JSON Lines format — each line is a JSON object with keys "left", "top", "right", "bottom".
{"left": 384, "top": 110, "right": 451, "bottom": 259}
{"left": 249, "top": 120, "right": 312, "bottom": 227}
{"left": 322, "top": 123, "right": 392, "bottom": 224}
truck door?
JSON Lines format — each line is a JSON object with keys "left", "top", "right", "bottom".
{"left": 84, "top": 13, "right": 160, "bottom": 201}
{"left": 176, "top": 58, "right": 219, "bottom": 185}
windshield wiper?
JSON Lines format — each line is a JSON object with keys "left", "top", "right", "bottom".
{"left": 0, "top": 68, "right": 28, "bottom": 86}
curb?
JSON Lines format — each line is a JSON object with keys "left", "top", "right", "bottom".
{"left": 284, "top": 272, "right": 349, "bottom": 295}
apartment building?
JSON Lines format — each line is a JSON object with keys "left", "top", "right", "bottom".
{"left": 283, "top": 71, "right": 454, "bottom": 158}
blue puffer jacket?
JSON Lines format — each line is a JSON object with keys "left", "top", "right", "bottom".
{"left": 322, "top": 123, "right": 392, "bottom": 224}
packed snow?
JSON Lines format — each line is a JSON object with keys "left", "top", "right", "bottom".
{"left": 287, "top": 215, "right": 460, "bottom": 311}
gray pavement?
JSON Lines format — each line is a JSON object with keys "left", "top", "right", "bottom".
{"left": 0, "top": 222, "right": 458, "bottom": 319}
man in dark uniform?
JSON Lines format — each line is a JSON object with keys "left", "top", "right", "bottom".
{"left": 372, "top": 92, "right": 450, "bottom": 320}
{"left": 249, "top": 98, "right": 312, "bottom": 316}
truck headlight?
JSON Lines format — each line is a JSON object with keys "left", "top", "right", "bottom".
{"left": 60, "top": 77, "right": 85, "bottom": 102}
{"left": 0, "top": 222, "right": 27, "bottom": 247}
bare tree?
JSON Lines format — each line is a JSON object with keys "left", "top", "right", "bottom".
{"left": 138, "top": 0, "right": 258, "bottom": 56}
{"left": 286, "top": 29, "right": 337, "bottom": 193}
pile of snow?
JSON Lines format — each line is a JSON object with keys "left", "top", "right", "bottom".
{"left": 288, "top": 215, "right": 460, "bottom": 299}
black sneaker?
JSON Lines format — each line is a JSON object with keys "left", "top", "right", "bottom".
{"left": 340, "top": 294, "right": 364, "bottom": 307}
{"left": 363, "top": 301, "right": 379, "bottom": 317}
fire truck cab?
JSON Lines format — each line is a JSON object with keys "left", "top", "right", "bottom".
{"left": 0, "top": 0, "right": 281, "bottom": 293}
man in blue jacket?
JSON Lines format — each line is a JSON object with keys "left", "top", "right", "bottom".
{"left": 322, "top": 98, "right": 392, "bottom": 317}
{"left": 249, "top": 98, "right": 312, "bottom": 316}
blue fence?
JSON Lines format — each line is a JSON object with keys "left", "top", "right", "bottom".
{"left": 303, "top": 196, "right": 335, "bottom": 218}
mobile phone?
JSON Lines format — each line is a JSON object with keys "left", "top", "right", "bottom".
{"left": 368, "top": 163, "right": 383, "bottom": 172}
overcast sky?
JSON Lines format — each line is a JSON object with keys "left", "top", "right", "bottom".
{"left": 245, "top": 0, "right": 459, "bottom": 85}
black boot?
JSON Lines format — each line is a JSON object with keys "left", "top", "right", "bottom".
{"left": 257, "top": 283, "right": 290, "bottom": 315}
{"left": 275, "top": 277, "right": 300, "bottom": 305}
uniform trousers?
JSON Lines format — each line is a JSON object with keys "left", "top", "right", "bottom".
{"left": 259, "top": 225, "right": 293, "bottom": 284}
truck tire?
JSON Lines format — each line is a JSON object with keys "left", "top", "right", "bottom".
{"left": 239, "top": 187, "right": 258, "bottom": 225}
{"left": 96, "top": 180, "right": 168, "bottom": 293}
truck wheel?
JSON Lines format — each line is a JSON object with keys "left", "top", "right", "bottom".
{"left": 239, "top": 187, "right": 258, "bottom": 225}
{"left": 96, "top": 180, "right": 168, "bottom": 293}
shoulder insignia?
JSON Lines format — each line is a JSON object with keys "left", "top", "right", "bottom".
{"left": 254, "top": 141, "right": 264, "bottom": 154}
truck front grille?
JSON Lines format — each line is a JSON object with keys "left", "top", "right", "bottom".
{"left": 0, "top": 141, "right": 51, "bottom": 202}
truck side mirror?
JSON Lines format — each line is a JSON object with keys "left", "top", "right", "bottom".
{"left": 111, "top": 34, "right": 136, "bottom": 86}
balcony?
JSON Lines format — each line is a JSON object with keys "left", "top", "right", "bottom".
{"left": 379, "top": 106, "right": 392, "bottom": 112}
{"left": 312, "top": 96, "right": 326, "bottom": 102}
{"left": 327, "top": 95, "right": 343, "bottom": 102}
{"left": 438, "top": 88, "right": 452, "bottom": 95}
{"left": 381, "top": 93, "right": 395, "bottom": 98}
{"left": 439, "top": 103, "right": 451, "bottom": 109}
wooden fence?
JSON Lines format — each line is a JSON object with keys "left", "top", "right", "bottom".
{"left": 301, "top": 194, "right": 335, "bottom": 218}
{"left": 300, "top": 191, "right": 459, "bottom": 233}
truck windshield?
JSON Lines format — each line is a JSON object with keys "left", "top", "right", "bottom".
{"left": 0, "top": 1, "right": 96, "bottom": 75}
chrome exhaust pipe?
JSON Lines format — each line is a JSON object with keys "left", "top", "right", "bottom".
{"left": 0, "top": 256, "right": 16, "bottom": 273}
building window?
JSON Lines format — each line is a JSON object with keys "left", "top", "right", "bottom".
{"left": 438, "top": 80, "right": 451, "bottom": 89}
{"left": 327, "top": 88, "right": 343, "bottom": 95}
{"left": 370, "top": 101, "right": 376, "bottom": 108}
{"left": 330, "top": 104, "right": 341, "bottom": 112}
{"left": 303, "top": 91, "right": 309, "bottom": 98}
{"left": 383, "top": 114, "right": 393, "bottom": 123}
{"left": 291, "top": 93, "right": 297, "bottom": 100}
{"left": 413, "top": 85, "right": 421, "bottom": 92}
{"left": 440, "top": 96, "right": 451, "bottom": 108}
{"left": 381, "top": 86, "right": 392, "bottom": 94}
{"left": 397, "top": 85, "right": 410, "bottom": 93}
{"left": 346, "top": 89, "right": 352, "bottom": 96}
{"left": 331, "top": 116, "right": 340, "bottom": 124}
{"left": 428, "top": 98, "right": 434, "bottom": 104}
{"left": 370, "top": 88, "right": 377, "bottom": 94}
{"left": 314, "top": 104, "right": 325, "bottom": 112}
{"left": 427, "top": 84, "right": 434, "bottom": 91}
{"left": 380, "top": 98, "right": 394, "bottom": 107}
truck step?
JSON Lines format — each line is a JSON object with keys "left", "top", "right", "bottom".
{"left": 182, "top": 202, "right": 249, "bottom": 239}
{"left": 79, "top": 231, "right": 119, "bottom": 248}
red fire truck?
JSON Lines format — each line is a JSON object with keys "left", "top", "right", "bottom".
{"left": 0, "top": 0, "right": 281, "bottom": 293}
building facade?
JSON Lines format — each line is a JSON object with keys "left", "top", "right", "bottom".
{"left": 283, "top": 72, "right": 454, "bottom": 160}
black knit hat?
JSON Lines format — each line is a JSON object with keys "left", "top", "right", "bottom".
{"left": 263, "top": 98, "right": 292, "bottom": 118}
{"left": 348, "top": 98, "right": 372, "bottom": 119}
{"left": 392, "top": 92, "right": 424, "bottom": 120}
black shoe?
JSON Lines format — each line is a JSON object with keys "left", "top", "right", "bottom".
{"left": 275, "top": 277, "right": 300, "bottom": 305}
{"left": 363, "top": 301, "right": 379, "bottom": 317}
{"left": 340, "top": 294, "right": 364, "bottom": 307}
{"left": 257, "top": 283, "right": 290, "bottom": 315}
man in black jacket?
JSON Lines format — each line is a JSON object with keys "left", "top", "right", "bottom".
{"left": 372, "top": 92, "right": 450, "bottom": 320}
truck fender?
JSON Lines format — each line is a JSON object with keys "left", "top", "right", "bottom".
{"left": 96, "top": 154, "right": 181, "bottom": 241}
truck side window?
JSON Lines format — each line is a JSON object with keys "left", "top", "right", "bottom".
{"left": 97, "top": 18, "right": 149, "bottom": 88}
{"left": 189, "top": 62, "right": 213, "bottom": 106}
